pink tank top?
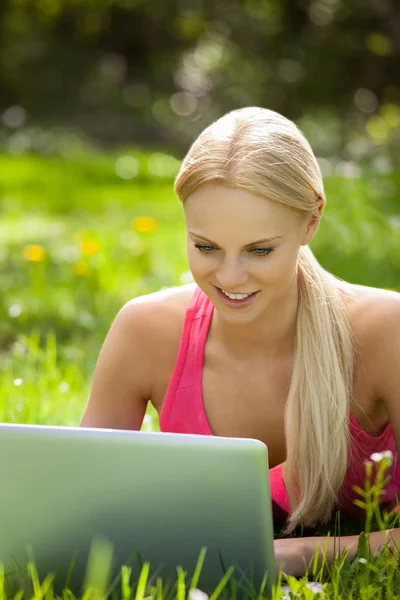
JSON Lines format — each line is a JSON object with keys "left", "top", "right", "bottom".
{"left": 159, "top": 286, "right": 400, "bottom": 522}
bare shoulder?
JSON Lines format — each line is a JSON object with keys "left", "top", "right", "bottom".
{"left": 124, "top": 281, "right": 197, "bottom": 358}
{"left": 341, "top": 282, "right": 400, "bottom": 388}
{"left": 341, "top": 282, "right": 400, "bottom": 338}
{"left": 124, "top": 282, "right": 198, "bottom": 340}
{"left": 343, "top": 283, "right": 400, "bottom": 449}
{"left": 124, "top": 282, "right": 198, "bottom": 409}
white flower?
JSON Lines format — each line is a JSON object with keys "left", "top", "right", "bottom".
{"left": 370, "top": 451, "right": 393, "bottom": 466}
{"left": 306, "top": 582, "right": 324, "bottom": 594}
{"left": 189, "top": 589, "right": 209, "bottom": 600}
{"left": 13, "top": 378, "right": 23, "bottom": 387}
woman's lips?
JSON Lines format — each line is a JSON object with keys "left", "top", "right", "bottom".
{"left": 214, "top": 286, "right": 260, "bottom": 309}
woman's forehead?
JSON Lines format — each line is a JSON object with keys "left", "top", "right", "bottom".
{"left": 184, "top": 184, "right": 303, "bottom": 232}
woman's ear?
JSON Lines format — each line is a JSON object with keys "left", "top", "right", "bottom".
{"left": 300, "top": 196, "right": 324, "bottom": 246}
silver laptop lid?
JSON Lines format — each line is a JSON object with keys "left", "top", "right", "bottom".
{"left": 0, "top": 424, "right": 276, "bottom": 595}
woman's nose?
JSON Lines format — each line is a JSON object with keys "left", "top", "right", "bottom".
{"left": 215, "top": 261, "right": 248, "bottom": 291}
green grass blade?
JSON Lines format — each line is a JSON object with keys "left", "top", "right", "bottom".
{"left": 209, "top": 566, "right": 235, "bottom": 600}
{"left": 189, "top": 547, "right": 207, "bottom": 591}
{"left": 134, "top": 562, "right": 150, "bottom": 600}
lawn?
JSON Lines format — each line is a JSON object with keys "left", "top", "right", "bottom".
{"left": 0, "top": 150, "right": 399, "bottom": 599}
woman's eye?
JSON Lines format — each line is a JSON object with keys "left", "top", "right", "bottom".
{"left": 194, "top": 244, "right": 273, "bottom": 256}
{"left": 251, "top": 247, "right": 273, "bottom": 256}
{"left": 194, "top": 244, "right": 215, "bottom": 253}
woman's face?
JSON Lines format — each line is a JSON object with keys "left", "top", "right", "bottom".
{"left": 184, "top": 183, "right": 318, "bottom": 319}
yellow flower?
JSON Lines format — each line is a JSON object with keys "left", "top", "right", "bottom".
{"left": 23, "top": 245, "right": 46, "bottom": 262}
{"left": 80, "top": 239, "right": 101, "bottom": 257}
{"left": 73, "top": 261, "right": 91, "bottom": 277}
{"left": 132, "top": 216, "right": 157, "bottom": 234}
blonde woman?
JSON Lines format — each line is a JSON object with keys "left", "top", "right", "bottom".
{"left": 81, "top": 107, "right": 400, "bottom": 577}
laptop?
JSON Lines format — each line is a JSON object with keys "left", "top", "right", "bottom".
{"left": 0, "top": 423, "right": 277, "bottom": 596}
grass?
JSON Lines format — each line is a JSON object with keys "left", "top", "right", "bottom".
{"left": 0, "top": 150, "right": 400, "bottom": 598}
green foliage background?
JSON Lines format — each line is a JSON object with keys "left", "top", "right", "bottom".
{"left": 1, "top": 150, "right": 399, "bottom": 428}
{"left": 0, "top": 0, "right": 399, "bottom": 166}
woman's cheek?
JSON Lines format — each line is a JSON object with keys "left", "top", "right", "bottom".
{"left": 187, "top": 251, "right": 208, "bottom": 276}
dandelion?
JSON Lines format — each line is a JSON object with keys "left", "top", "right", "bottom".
{"left": 13, "top": 378, "right": 23, "bottom": 386}
{"left": 73, "top": 261, "right": 91, "bottom": 277}
{"left": 23, "top": 244, "right": 46, "bottom": 262}
{"left": 80, "top": 239, "right": 101, "bottom": 257}
{"left": 132, "top": 217, "right": 157, "bottom": 234}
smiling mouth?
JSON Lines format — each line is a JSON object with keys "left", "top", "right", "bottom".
{"left": 215, "top": 286, "right": 260, "bottom": 299}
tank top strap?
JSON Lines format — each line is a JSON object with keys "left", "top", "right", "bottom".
{"left": 179, "top": 286, "right": 213, "bottom": 388}
{"left": 159, "top": 286, "right": 214, "bottom": 433}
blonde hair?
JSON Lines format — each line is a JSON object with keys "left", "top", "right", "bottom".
{"left": 174, "top": 107, "right": 356, "bottom": 534}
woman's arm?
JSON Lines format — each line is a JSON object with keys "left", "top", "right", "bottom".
{"left": 80, "top": 301, "right": 153, "bottom": 429}
{"left": 306, "top": 527, "right": 400, "bottom": 565}
{"left": 275, "top": 528, "right": 400, "bottom": 578}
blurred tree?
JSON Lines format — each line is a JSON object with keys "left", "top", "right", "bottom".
{"left": 0, "top": 0, "right": 399, "bottom": 161}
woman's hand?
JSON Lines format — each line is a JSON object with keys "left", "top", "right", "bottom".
{"left": 274, "top": 537, "right": 310, "bottom": 579}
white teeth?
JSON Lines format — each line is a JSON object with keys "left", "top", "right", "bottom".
{"left": 221, "top": 289, "right": 253, "bottom": 300}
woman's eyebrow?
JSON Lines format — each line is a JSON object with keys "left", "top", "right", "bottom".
{"left": 188, "top": 232, "right": 284, "bottom": 247}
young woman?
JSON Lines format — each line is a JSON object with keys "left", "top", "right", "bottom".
{"left": 80, "top": 107, "right": 400, "bottom": 577}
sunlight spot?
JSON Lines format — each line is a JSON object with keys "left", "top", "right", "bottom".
{"left": 170, "top": 92, "right": 197, "bottom": 116}
{"left": 115, "top": 156, "right": 139, "bottom": 180}
{"left": 1, "top": 105, "right": 27, "bottom": 128}
{"left": 78, "top": 311, "right": 96, "bottom": 329}
{"left": 8, "top": 304, "right": 22, "bottom": 318}
{"left": 389, "top": 216, "right": 400, "bottom": 230}
{"left": 147, "top": 153, "right": 180, "bottom": 178}
{"left": 180, "top": 271, "right": 194, "bottom": 284}
{"left": 11, "top": 342, "right": 26, "bottom": 357}
{"left": 335, "top": 161, "right": 360, "bottom": 178}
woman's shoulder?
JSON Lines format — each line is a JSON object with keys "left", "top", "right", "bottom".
{"left": 122, "top": 282, "right": 198, "bottom": 349}
{"left": 126, "top": 281, "right": 198, "bottom": 315}
{"left": 340, "top": 281, "right": 400, "bottom": 332}
{"left": 120, "top": 283, "right": 199, "bottom": 407}
{"left": 343, "top": 283, "right": 400, "bottom": 448}
{"left": 341, "top": 281, "right": 400, "bottom": 372}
